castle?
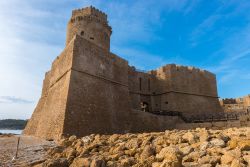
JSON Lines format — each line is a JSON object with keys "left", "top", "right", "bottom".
{"left": 220, "top": 95, "right": 250, "bottom": 112}
{"left": 23, "top": 6, "right": 222, "bottom": 140}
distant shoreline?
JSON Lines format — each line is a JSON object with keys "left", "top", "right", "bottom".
{"left": 0, "top": 128, "right": 24, "bottom": 130}
{"left": 0, "top": 119, "right": 27, "bottom": 130}
{"left": 0, "top": 129, "right": 23, "bottom": 135}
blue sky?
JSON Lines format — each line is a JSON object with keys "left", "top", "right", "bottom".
{"left": 0, "top": 0, "right": 249, "bottom": 119}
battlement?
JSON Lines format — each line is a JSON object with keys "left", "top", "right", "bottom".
{"left": 154, "top": 64, "right": 215, "bottom": 78}
{"left": 71, "top": 6, "right": 108, "bottom": 23}
{"left": 221, "top": 98, "right": 237, "bottom": 104}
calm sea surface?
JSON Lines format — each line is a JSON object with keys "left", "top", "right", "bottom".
{"left": 0, "top": 129, "right": 22, "bottom": 134}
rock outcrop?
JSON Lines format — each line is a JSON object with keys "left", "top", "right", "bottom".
{"left": 36, "top": 127, "right": 250, "bottom": 167}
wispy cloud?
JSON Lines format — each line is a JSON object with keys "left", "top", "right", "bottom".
{"left": 190, "top": 14, "right": 221, "bottom": 47}
{"left": 0, "top": 96, "right": 33, "bottom": 104}
{"left": 112, "top": 46, "right": 191, "bottom": 71}
{"left": 99, "top": 0, "right": 199, "bottom": 46}
{"left": 188, "top": 1, "right": 250, "bottom": 86}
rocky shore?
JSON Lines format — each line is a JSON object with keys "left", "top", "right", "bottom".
{"left": 37, "top": 127, "right": 250, "bottom": 167}
{"left": 0, "top": 135, "right": 55, "bottom": 167}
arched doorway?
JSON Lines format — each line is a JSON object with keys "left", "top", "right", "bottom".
{"left": 140, "top": 101, "right": 149, "bottom": 112}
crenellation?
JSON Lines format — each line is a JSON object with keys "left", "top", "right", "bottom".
{"left": 220, "top": 95, "right": 250, "bottom": 112}
{"left": 110, "top": 53, "right": 128, "bottom": 65}
{"left": 71, "top": 6, "right": 108, "bottom": 23}
{"left": 168, "top": 64, "right": 214, "bottom": 76}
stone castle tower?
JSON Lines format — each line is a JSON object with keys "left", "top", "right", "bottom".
{"left": 23, "top": 6, "right": 222, "bottom": 140}
{"left": 66, "top": 6, "right": 112, "bottom": 51}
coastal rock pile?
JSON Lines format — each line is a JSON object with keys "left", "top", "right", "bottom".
{"left": 39, "top": 127, "right": 250, "bottom": 167}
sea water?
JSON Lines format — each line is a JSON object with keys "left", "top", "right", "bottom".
{"left": 0, "top": 129, "right": 22, "bottom": 134}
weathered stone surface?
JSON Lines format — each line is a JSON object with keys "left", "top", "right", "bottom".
{"left": 210, "top": 139, "right": 226, "bottom": 147}
{"left": 179, "top": 146, "right": 194, "bottom": 155}
{"left": 198, "top": 155, "right": 220, "bottom": 165}
{"left": 238, "top": 140, "right": 250, "bottom": 151}
{"left": 140, "top": 145, "right": 155, "bottom": 159}
{"left": 70, "top": 157, "right": 91, "bottom": 167}
{"left": 43, "top": 158, "right": 68, "bottom": 167}
{"left": 90, "top": 158, "right": 106, "bottom": 167}
{"left": 36, "top": 127, "right": 250, "bottom": 167}
{"left": 156, "top": 146, "right": 181, "bottom": 160}
{"left": 182, "top": 131, "right": 197, "bottom": 144}
{"left": 221, "top": 153, "right": 234, "bottom": 165}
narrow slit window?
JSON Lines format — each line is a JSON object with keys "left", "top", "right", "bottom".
{"left": 139, "top": 78, "right": 142, "bottom": 91}
{"left": 148, "top": 79, "right": 150, "bottom": 91}
{"left": 90, "top": 37, "right": 94, "bottom": 40}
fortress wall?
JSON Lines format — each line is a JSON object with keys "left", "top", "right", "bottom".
{"left": 32, "top": 71, "right": 71, "bottom": 139}
{"left": 127, "top": 64, "right": 221, "bottom": 114}
{"left": 162, "top": 64, "right": 218, "bottom": 97}
{"left": 48, "top": 41, "right": 74, "bottom": 87}
{"left": 149, "top": 65, "right": 221, "bottom": 113}
{"left": 149, "top": 66, "right": 172, "bottom": 94}
{"left": 244, "top": 95, "right": 250, "bottom": 107}
{"left": 23, "top": 40, "right": 75, "bottom": 140}
{"left": 23, "top": 71, "right": 71, "bottom": 140}
{"left": 41, "top": 71, "right": 51, "bottom": 97}
{"left": 164, "top": 92, "right": 222, "bottom": 115}
{"left": 71, "top": 36, "right": 128, "bottom": 85}
{"left": 24, "top": 71, "right": 52, "bottom": 136}
{"left": 128, "top": 67, "right": 152, "bottom": 110}
{"left": 62, "top": 35, "right": 132, "bottom": 137}
{"left": 176, "top": 120, "right": 243, "bottom": 130}
{"left": 128, "top": 67, "right": 152, "bottom": 94}
{"left": 22, "top": 97, "right": 47, "bottom": 136}
{"left": 129, "top": 110, "right": 184, "bottom": 132}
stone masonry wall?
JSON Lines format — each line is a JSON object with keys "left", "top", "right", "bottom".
{"left": 128, "top": 67, "right": 152, "bottom": 111}
{"left": 244, "top": 95, "right": 250, "bottom": 108}
{"left": 62, "top": 36, "right": 184, "bottom": 138}
{"left": 156, "top": 64, "right": 218, "bottom": 97}
{"left": 62, "top": 35, "right": 132, "bottom": 137}
{"left": 23, "top": 38, "right": 75, "bottom": 139}
{"left": 128, "top": 64, "right": 222, "bottom": 115}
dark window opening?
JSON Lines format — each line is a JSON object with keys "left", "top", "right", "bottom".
{"left": 80, "top": 31, "right": 85, "bottom": 36}
{"left": 104, "top": 34, "right": 108, "bottom": 41}
{"left": 140, "top": 102, "right": 149, "bottom": 112}
{"left": 139, "top": 78, "right": 142, "bottom": 91}
{"left": 165, "top": 101, "right": 168, "bottom": 104}
{"left": 148, "top": 79, "right": 150, "bottom": 91}
{"left": 90, "top": 37, "right": 94, "bottom": 40}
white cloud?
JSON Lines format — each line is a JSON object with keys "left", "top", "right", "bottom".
{"left": 0, "top": 96, "right": 33, "bottom": 104}
{"left": 0, "top": 0, "right": 63, "bottom": 119}
{"left": 112, "top": 46, "right": 191, "bottom": 71}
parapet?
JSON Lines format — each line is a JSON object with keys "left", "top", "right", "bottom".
{"left": 71, "top": 6, "right": 108, "bottom": 24}
{"left": 154, "top": 64, "right": 215, "bottom": 78}
{"left": 221, "top": 98, "right": 237, "bottom": 104}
